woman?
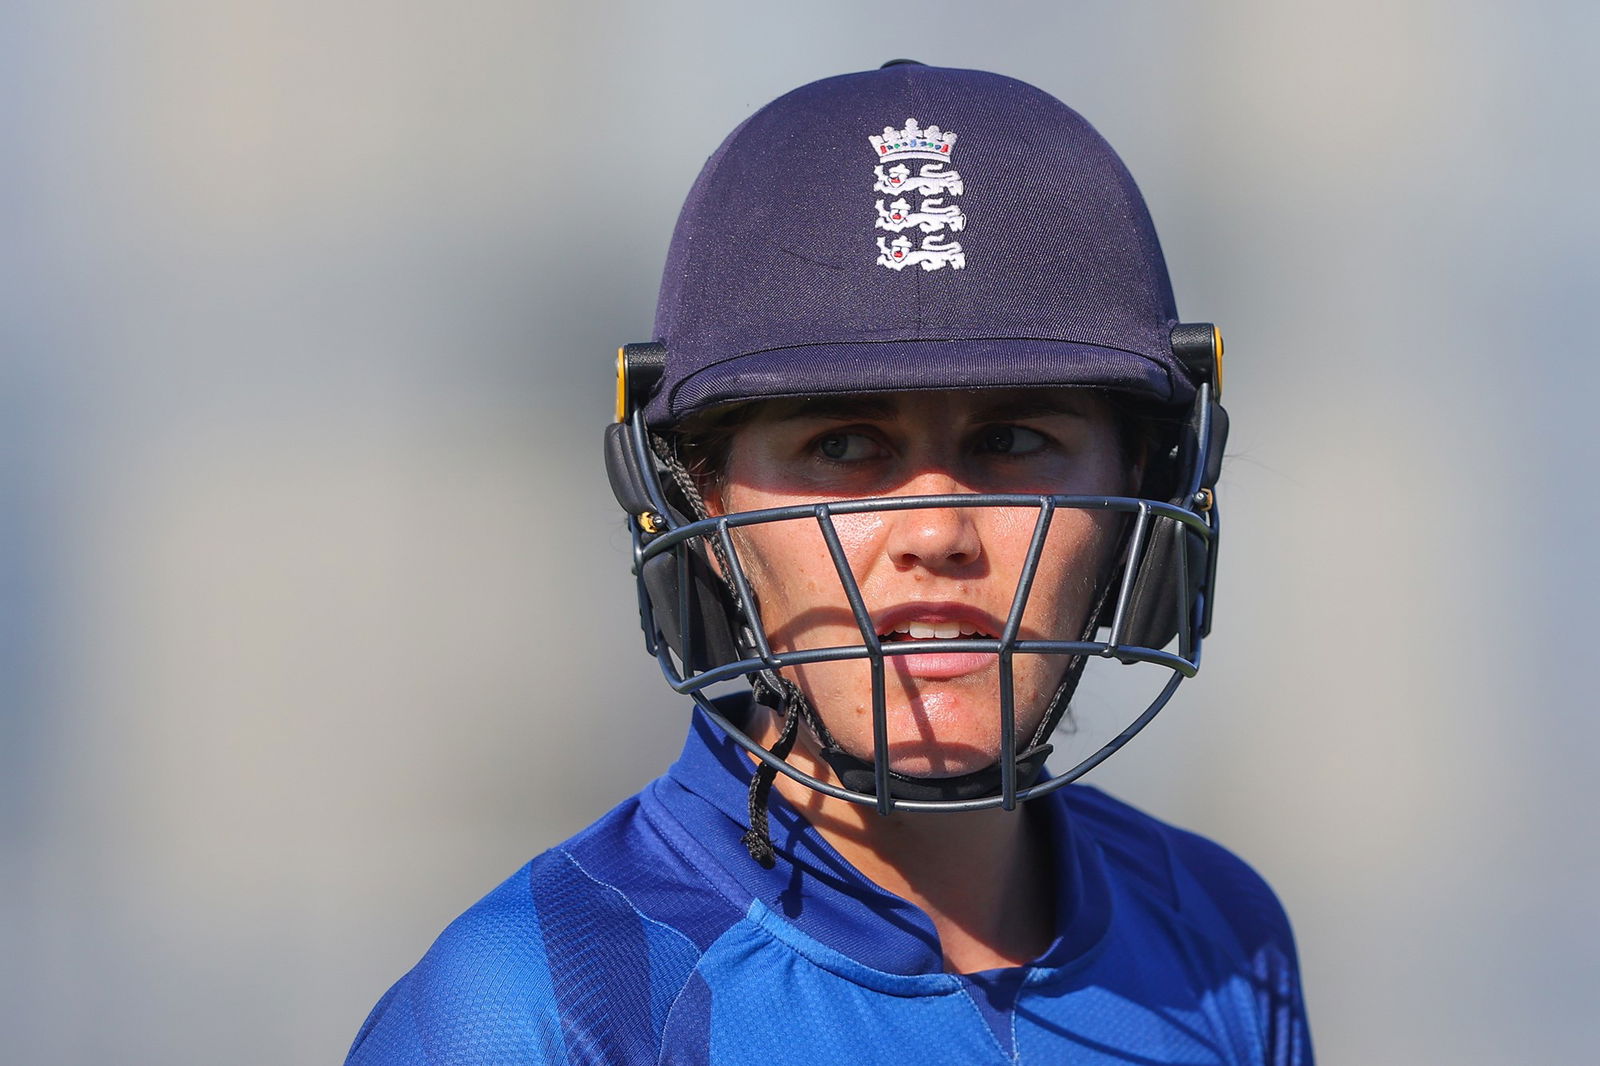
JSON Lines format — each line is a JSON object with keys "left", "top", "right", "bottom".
{"left": 348, "top": 62, "right": 1311, "bottom": 1065}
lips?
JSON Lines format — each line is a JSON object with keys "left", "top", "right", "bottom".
{"left": 875, "top": 603, "right": 1000, "bottom": 642}
{"left": 872, "top": 604, "right": 1002, "bottom": 679}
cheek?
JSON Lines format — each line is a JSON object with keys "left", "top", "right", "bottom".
{"left": 1020, "top": 511, "right": 1125, "bottom": 631}
{"left": 829, "top": 512, "right": 887, "bottom": 561}
{"left": 723, "top": 523, "right": 867, "bottom": 653}
{"left": 725, "top": 508, "right": 887, "bottom": 616}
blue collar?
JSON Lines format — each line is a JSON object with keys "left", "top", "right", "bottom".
{"left": 648, "top": 701, "right": 1112, "bottom": 977}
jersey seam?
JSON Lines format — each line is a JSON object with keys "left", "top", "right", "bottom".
{"left": 552, "top": 846, "right": 705, "bottom": 1064}
{"left": 1008, "top": 991, "right": 1021, "bottom": 1064}
{"left": 553, "top": 846, "right": 703, "bottom": 959}
{"left": 1099, "top": 832, "right": 1243, "bottom": 963}
{"left": 949, "top": 980, "right": 1018, "bottom": 1064}
{"left": 745, "top": 901, "right": 960, "bottom": 998}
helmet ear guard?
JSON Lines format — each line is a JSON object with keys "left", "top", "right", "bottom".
{"left": 606, "top": 342, "right": 747, "bottom": 675}
{"left": 1115, "top": 323, "right": 1227, "bottom": 654}
{"left": 605, "top": 421, "right": 745, "bottom": 673}
{"left": 1117, "top": 515, "right": 1196, "bottom": 660}
{"left": 640, "top": 543, "right": 746, "bottom": 676}
{"left": 606, "top": 341, "right": 671, "bottom": 526}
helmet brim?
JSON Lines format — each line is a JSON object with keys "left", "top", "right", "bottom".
{"left": 651, "top": 336, "right": 1194, "bottom": 425}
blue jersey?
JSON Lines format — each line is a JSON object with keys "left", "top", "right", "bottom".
{"left": 348, "top": 708, "right": 1312, "bottom": 1064}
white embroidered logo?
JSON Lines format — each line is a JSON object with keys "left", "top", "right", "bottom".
{"left": 875, "top": 196, "right": 966, "bottom": 234}
{"left": 872, "top": 164, "right": 964, "bottom": 197}
{"left": 868, "top": 119, "right": 965, "bottom": 271}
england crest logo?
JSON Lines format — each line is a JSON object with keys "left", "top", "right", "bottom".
{"left": 868, "top": 119, "right": 966, "bottom": 271}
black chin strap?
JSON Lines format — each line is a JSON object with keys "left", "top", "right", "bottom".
{"left": 819, "top": 743, "right": 1057, "bottom": 801}
{"left": 740, "top": 679, "right": 800, "bottom": 867}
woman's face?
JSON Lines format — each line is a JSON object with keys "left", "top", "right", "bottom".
{"left": 706, "top": 388, "right": 1137, "bottom": 780}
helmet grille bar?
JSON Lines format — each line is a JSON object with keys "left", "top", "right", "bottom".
{"left": 627, "top": 408, "right": 674, "bottom": 521}
{"left": 661, "top": 635, "right": 1199, "bottom": 695}
{"left": 814, "top": 506, "right": 896, "bottom": 815}
{"left": 1104, "top": 502, "right": 1152, "bottom": 651}
{"left": 648, "top": 492, "right": 1210, "bottom": 546}
{"left": 870, "top": 657, "right": 891, "bottom": 815}
{"left": 815, "top": 505, "right": 885, "bottom": 657}
{"left": 716, "top": 520, "right": 779, "bottom": 668}
{"left": 998, "top": 652, "right": 1018, "bottom": 810}
{"left": 1001, "top": 500, "right": 1056, "bottom": 643}
{"left": 1185, "top": 382, "right": 1216, "bottom": 501}
{"left": 675, "top": 542, "right": 694, "bottom": 671}
{"left": 1198, "top": 500, "right": 1220, "bottom": 639}
{"left": 999, "top": 500, "right": 1057, "bottom": 811}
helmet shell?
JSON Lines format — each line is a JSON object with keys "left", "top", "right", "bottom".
{"left": 648, "top": 63, "right": 1190, "bottom": 426}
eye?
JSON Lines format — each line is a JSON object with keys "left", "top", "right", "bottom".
{"left": 977, "top": 425, "right": 1047, "bottom": 456}
{"left": 815, "top": 431, "right": 884, "bottom": 462}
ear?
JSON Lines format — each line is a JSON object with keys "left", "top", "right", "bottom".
{"left": 701, "top": 479, "right": 727, "bottom": 519}
{"left": 1126, "top": 439, "right": 1149, "bottom": 498}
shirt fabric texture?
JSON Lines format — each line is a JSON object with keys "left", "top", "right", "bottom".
{"left": 347, "top": 706, "right": 1312, "bottom": 1065}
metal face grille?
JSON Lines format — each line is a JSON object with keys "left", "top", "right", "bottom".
{"left": 623, "top": 404, "right": 1219, "bottom": 814}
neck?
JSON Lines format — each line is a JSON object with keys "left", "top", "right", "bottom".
{"left": 751, "top": 716, "right": 1057, "bottom": 974}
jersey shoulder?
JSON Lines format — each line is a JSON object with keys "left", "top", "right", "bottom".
{"left": 344, "top": 856, "right": 563, "bottom": 1065}
{"left": 345, "top": 794, "right": 732, "bottom": 1065}
{"left": 1063, "top": 783, "right": 1297, "bottom": 960}
{"left": 1063, "top": 784, "right": 1313, "bottom": 1065}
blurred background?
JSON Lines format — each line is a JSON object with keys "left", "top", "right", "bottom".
{"left": 4, "top": 1, "right": 1596, "bottom": 1062}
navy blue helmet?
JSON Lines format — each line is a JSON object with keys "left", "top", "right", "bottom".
{"left": 605, "top": 63, "right": 1227, "bottom": 836}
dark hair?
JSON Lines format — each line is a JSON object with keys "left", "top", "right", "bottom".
{"left": 672, "top": 402, "right": 763, "bottom": 499}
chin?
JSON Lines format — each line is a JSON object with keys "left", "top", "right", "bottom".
{"left": 869, "top": 696, "right": 1045, "bottom": 779}
{"left": 793, "top": 666, "right": 1058, "bottom": 778}
{"left": 880, "top": 741, "right": 1007, "bottom": 779}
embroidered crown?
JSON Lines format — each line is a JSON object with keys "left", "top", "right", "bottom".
{"left": 868, "top": 118, "right": 957, "bottom": 162}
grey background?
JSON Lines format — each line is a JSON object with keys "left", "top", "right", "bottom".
{"left": 5, "top": 2, "right": 1596, "bottom": 1063}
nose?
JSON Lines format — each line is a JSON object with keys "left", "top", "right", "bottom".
{"left": 884, "top": 474, "right": 983, "bottom": 571}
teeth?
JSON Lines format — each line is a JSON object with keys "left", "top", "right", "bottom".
{"left": 893, "top": 622, "right": 980, "bottom": 640}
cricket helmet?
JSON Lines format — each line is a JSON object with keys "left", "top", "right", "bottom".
{"left": 603, "top": 62, "right": 1227, "bottom": 853}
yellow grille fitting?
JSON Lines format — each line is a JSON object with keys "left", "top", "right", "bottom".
{"left": 614, "top": 346, "right": 628, "bottom": 423}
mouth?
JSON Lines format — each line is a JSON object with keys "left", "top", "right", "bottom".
{"left": 874, "top": 603, "right": 1000, "bottom": 643}
{"left": 872, "top": 606, "right": 1001, "bottom": 678}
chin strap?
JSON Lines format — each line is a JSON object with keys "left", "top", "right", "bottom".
{"left": 740, "top": 679, "right": 801, "bottom": 867}
{"left": 819, "top": 742, "right": 1057, "bottom": 801}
